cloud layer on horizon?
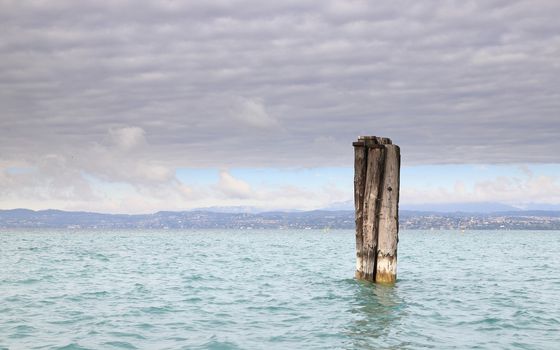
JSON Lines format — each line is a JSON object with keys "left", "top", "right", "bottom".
{"left": 1, "top": 0, "right": 560, "bottom": 212}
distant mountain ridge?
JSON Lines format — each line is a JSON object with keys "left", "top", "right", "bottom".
{"left": 400, "top": 202, "right": 521, "bottom": 212}
{"left": 324, "top": 201, "right": 560, "bottom": 212}
{"left": 1, "top": 208, "right": 560, "bottom": 230}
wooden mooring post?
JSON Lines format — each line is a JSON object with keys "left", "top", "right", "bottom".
{"left": 353, "top": 136, "right": 400, "bottom": 284}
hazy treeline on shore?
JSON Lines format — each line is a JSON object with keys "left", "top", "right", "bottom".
{"left": 1, "top": 209, "right": 560, "bottom": 230}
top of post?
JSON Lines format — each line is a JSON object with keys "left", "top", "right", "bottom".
{"left": 353, "top": 136, "right": 392, "bottom": 147}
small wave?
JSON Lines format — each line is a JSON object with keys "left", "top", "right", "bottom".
{"left": 54, "top": 343, "right": 92, "bottom": 350}
{"left": 16, "top": 278, "right": 40, "bottom": 285}
{"left": 48, "top": 315, "right": 94, "bottom": 325}
{"left": 8, "top": 325, "right": 36, "bottom": 339}
{"left": 81, "top": 291, "right": 109, "bottom": 298}
{"left": 200, "top": 338, "right": 242, "bottom": 350}
{"left": 182, "top": 297, "right": 203, "bottom": 302}
{"left": 135, "top": 323, "right": 155, "bottom": 329}
{"left": 107, "top": 332, "right": 146, "bottom": 340}
{"left": 102, "top": 341, "right": 138, "bottom": 349}
{"left": 88, "top": 253, "right": 109, "bottom": 262}
{"left": 140, "top": 306, "right": 173, "bottom": 314}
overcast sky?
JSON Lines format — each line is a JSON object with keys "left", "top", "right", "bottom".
{"left": 1, "top": 0, "right": 559, "bottom": 213}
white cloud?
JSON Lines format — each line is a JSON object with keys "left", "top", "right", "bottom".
{"left": 1, "top": 0, "right": 560, "bottom": 212}
{"left": 3, "top": 0, "right": 558, "bottom": 168}
{"left": 233, "top": 98, "right": 279, "bottom": 129}
{"left": 402, "top": 173, "right": 560, "bottom": 206}
{"left": 108, "top": 126, "right": 146, "bottom": 151}
{"left": 0, "top": 125, "right": 192, "bottom": 212}
{"left": 216, "top": 170, "right": 254, "bottom": 198}
{"left": 211, "top": 170, "right": 351, "bottom": 210}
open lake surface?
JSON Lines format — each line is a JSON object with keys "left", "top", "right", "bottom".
{"left": 1, "top": 229, "right": 559, "bottom": 349}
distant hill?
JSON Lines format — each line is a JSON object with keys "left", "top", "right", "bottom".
{"left": 322, "top": 201, "right": 560, "bottom": 213}
{"left": 322, "top": 200, "right": 354, "bottom": 211}
{"left": 187, "top": 206, "right": 271, "bottom": 213}
{"left": 1, "top": 208, "right": 560, "bottom": 230}
{"left": 400, "top": 202, "right": 521, "bottom": 213}
{"left": 521, "top": 203, "right": 560, "bottom": 211}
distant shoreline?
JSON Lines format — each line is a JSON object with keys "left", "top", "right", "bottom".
{"left": 1, "top": 209, "right": 560, "bottom": 230}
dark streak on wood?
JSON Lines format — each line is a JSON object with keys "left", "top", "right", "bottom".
{"left": 353, "top": 144, "right": 367, "bottom": 280}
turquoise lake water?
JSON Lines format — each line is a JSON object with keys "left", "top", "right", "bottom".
{"left": 1, "top": 229, "right": 559, "bottom": 349}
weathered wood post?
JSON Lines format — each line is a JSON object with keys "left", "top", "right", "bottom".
{"left": 353, "top": 136, "right": 400, "bottom": 284}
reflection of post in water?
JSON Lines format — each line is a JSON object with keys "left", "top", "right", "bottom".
{"left": 347, "top": 282, "right": 406, "bottom": 348}
{"left": 353, "top": 136, "right": 400, "bottom": 284}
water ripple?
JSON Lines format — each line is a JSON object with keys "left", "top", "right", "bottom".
{"left": 1, "top": 229, "right": 559, "bottom": 349}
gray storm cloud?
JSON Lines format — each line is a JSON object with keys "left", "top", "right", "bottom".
{"left": 1, "top": 0, "right": 559, "bottom": 171}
